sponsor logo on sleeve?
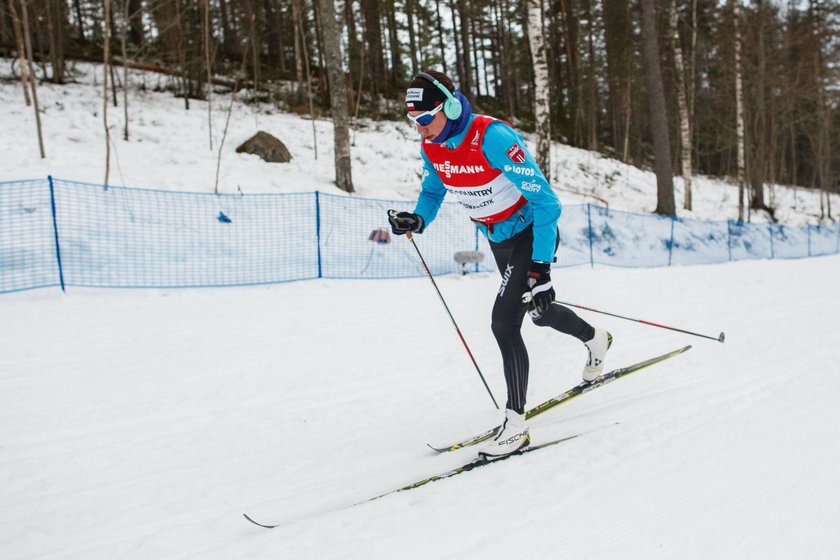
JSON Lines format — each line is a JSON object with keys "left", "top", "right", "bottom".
{"left": 520, "top": 180, "right": 541, "bottom": 193}
{"left": 504, "top": 164, "right": 535, "bottom": 177}
{"left": 506, "top": 143, "right": 526, "bottom": 164}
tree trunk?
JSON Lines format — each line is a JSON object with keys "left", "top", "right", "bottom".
{"left": 45, "top": 0, "right": 66, "bottom": 83}
{"left": 470, "top": 14, "right": 482, "bottom": 97}
{"left": 669, "top": 0, "right": 692, "bottom": 211}
{"left": 434, "top": 0, "right": 447, "bottom": 74}
{"left": 298, "top": 10, "right": 317, "bottom": 159}
{"left": 456, "top": 0, "right": 473, "bottom": 97}
{"left": 218, "top": 0, "right": 236, "bottom": 57}
{"left": 128, "top": 0, "right": 143, "bottom": 45}
{"left": 406, "top": 0, "right": 419, "bottom": 75}
{"left": 216, "top": 46, "right": 250, "bottom": 194}
{"left": 385, "top": 0, "right": 401, "bottom": 91}
{"left": 317, "top": 0, "right": 354, "bottom": 193}
{"left": 173, "top": 0, "right": 190, "bottom": 110}
{"left": 292, "top": 0, "right": 305, "bottom": 97}
{"left": 343, "top": 0, "right": 358, "bottom": 101}
{"left": 276, "top": 0, "right": 287, "bottom": 75}
{"left": 204, "top": 0, "right": 212, "bottom": 149}
{"left": 19, "top": 0, "right": 45, "bottom": 157}
{"left": 7, "top": 0, "right": 31, "bottom": 106}
{"left": 813, "top": 4, "right": 831, "bottom": 219}
{"left": 640, "top": 0, "right": 675, "bottom": 215}
{"left": 103, "top": 0, "right": 112, "bottom": 185}
{"left": 0, "top": 1, "right": 7, "bottom": 54}
{"left": 491, "top": 1, "right": 503, "bottom": 100}
{"left": 72, "top": 0, "right": 84, "bottom": 40}
{"left": 122, "top": 0, "right": 130, "bottom": 141}
{"left": 689, "top": 0, "right": 697, "bottom": 137}
{"left": 360, "top": 0, "right": 385, "bottom": 98}
{"left": 526, "top": 0, "right": 551, "bottom": 180}
{"left": 750, "top": 0, "right": 769, "bottom": 214}
{"left": 310, "top": 0, "right": 328, "bottom": 92}
{"left": 499, "top": 0, "right": 515, "bottom": 118}
{"left": 733, "top": 0, "right": 746, "bottom": 222}
{"left": 244, "top": 0, "right": 260, "bottom": 97}
{"left": 603, "top": 0, "right": 627, "bottom": 159}
{"left": 558, "top": 0, "right": 581, "bottom": 145}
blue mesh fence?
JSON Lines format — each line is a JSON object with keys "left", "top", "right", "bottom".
{"left": 50, "top": 178, "right": 319, "bottom": 288}
{"left": 0, "top": 179, "right": 60, "bottom": 293}
{"left": 0, "top": 177, "right": 837, "bottom": 295}
{"left": 318, "top": 193, "right": 483, "bottom": 278}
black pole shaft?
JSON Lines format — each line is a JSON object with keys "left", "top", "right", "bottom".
{"left": 556, "top": 300, "right": 725, "bottom": 343}
{"left": 406, "top": 232, "right": 500, "bottom": 409}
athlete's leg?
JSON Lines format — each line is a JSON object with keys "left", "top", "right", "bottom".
{"left": 489, "top": 228, "right": 535, "bottom": 414}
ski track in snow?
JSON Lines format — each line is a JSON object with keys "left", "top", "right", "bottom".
{"left": 1, "top": 255, "right": 839, "bottom": 559}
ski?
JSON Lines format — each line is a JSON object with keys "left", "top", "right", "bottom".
{"left": 368, "top": 432, "right": 586, "bottom": 502}
{"left": 427, "top": 345, "right": 692, "bottom": 453}
{"left": 243, "top": 513, "right": 282, "bottom": 529}
{"left": 244, "top": 425, "right": 614, "bottom": 528}
{"left": 242, "top": 346, "right": 691, "bottom": 530}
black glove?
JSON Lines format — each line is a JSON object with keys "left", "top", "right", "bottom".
{"left": 388, "top": 210, "right": 425, "bottom": 235}
{"left": 524, "top": 261, "right": 555, "bottom": 315}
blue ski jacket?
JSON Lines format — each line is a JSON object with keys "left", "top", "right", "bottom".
{"left": 413, "top": 114, "right": 562, "bottom": 263}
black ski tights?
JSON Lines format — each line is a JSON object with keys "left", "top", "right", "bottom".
{"left": 489, "top": 226, "right": 594, "bottom": 414}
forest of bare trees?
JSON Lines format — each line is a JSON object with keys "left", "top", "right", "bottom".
{"left": 1, "top": 0, "right": 838, "bottom": 217}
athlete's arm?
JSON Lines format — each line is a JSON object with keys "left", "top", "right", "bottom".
{"left": 412, "top": 149, "right": 448, "bottom": 228}
{"left": 482, "top": 122, "right": 561, "bottom": 263}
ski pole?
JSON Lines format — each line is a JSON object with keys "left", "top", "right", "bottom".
{"left": 403, "top": 229, "right": 500, "bottom": 410}
{"left": 555, "top": 300, "right": 725, "bottom": 343}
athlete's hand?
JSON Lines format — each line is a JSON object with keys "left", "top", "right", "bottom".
{"left": 524, "top": 261, "right": 554, "bottom": 315}
{"left": 388, "top": 210, "right": 425, "bottom": 235}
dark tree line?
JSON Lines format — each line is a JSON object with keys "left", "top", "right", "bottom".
{"left": 1, "top": 0, "right": 838, "bottom": 216}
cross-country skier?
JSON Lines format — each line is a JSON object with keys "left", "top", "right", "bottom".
{"left": 388, "top": 70, "right": 613, "bottom": 459}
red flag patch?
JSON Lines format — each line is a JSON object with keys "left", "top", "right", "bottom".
{"left": 506, "top": 143, "right": 526, "bottom": 164}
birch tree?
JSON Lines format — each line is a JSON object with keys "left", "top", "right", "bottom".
{"left": 121, "top": 0, "right": 130, "bottom": 142}
{"left": 526, "top": 0, "right": 551, "bottom": 180}
{"left": 670, "top": 0, "right": 693, "bottom": 211}
{"left": 204, "top": 0, "right": 213, "bottom": 150}
{"left": 733, "top": 0, "right": 746, "bottom": 222}
{"left": 317, "top": 0, "right": 354, "bottom": 193}
{"left": 103, "top": 0, "right": 112, "bottom": 187}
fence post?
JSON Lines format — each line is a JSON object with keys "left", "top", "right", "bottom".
{"left": 47, "top": 176, "right": 66, "bottom": 293}
{"left": 668, "top": 215, "right": 676, "bottom": 267}
{"left": 727, "top": 220, "right": 733, "bottom": 262}
{"left": 807, "top": 224, "right": 812, "bottom": 257}
{"left": 769, "top": 222, "right": 775, "bottom": 259}
{"left": 474, "top": 227, "right": 480, "bottom": 273}
{"left": 315, "top": 191, "right": 322, "bottom": 278}
{"left": 836, "top": 221, "right": 840, "bottom": 254}
{"left": 587, "top": 203, "right": 594, "bottom": 268}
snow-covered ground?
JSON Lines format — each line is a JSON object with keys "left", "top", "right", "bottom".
{"left": 3, "top": 60, "right": 840, "bottom": 559}
{"left": 2, "top": 255, "right": 839, "bottom": 559}
{"left": 2, "top": 59, "right": 837, "bottom": 226}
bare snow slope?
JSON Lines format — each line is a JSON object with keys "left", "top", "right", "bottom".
{"left": 2, "top": 254, "right": 839, "bottom": 559}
